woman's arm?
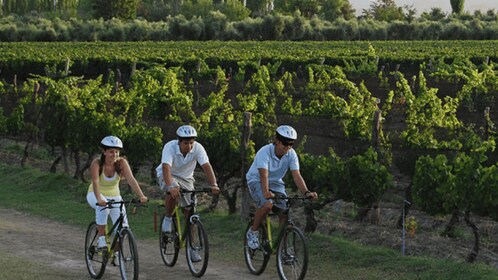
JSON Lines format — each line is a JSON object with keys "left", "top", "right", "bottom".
{"left": 119, "top": 158, "right": 148, "bottom": 203}
{"left": 90, "top": 158, "right": 106, "bottom": 206}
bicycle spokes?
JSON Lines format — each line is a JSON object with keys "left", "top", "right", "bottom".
{"left": 276, "top": 228, "right": 308, "bottom": 280}
{"left": 85, "top": 222, "right": 107, "bottom": 279}
{"left": 186, "top": 220, "right": 209, "bottom": 277}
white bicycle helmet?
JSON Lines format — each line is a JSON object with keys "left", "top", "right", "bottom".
{"left": 176, "top": 125, "right": 197, "bottom": 138}
{"left": 100, "top": 136, "right": 123, "bottom": 149}
{"left": 276, "top": 125, "right": 297, "bottom": 140}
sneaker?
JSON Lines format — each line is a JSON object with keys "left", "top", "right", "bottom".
{"left": 246, "top": 229, "right": 259, "bottom": 250}
{"left": 97, "top": 236, "right": 107, "bottom": 250}
{"left": 162, "top": 216, "right": 172, "bottom": 233}
{"left": 281, "top": 252, "right": 295, "bottom": 265}
{"left": 111, "top": 251, "right": 120, "bottom": 266}
{"left": 189, "top": 248, "right": 202, "bottom": 263}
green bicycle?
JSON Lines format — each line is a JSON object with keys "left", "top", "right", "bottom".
{"left": 244, "top": 193, "right": 310, "bottom": 280}
{"left": 159, "top": 189, "right": 211, "bottom": 277}
{"left": 85, "top": 199, "right": 145, "bottom": 280}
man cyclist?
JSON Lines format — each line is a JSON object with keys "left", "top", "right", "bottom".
{"left": 156, "top": 125, "right": 220, "bottom": 262}
{"left": 246, "top": 125, "right": 318, "bottom": 250}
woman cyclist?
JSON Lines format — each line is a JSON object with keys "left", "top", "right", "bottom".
{"left": 86, "top": 136, "right": 148, "bottom": 250}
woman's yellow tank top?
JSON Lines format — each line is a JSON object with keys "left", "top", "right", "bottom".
{"left": 87, "top": 172, "right": 121, "bottom": 197}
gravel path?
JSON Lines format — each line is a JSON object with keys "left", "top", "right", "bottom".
{"left": 0, "top": 207, "right": 275, "bottom": 280}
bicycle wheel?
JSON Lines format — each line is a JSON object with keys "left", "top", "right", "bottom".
{"left": 243, "top": 222, "right": 270, "bottom": 275}
{"left": 159, "top": 214, "right": 179, "bottom": 266}
{"left": 84, "top": 222, "right": 107, "bottom": 279}
{"left": 119, "top": 228, "right": 139, "bottom": 280}
{"left": 276, "top": 226, "right": 308, "bottom": 280}
{"left": 186, "top": 219, "right": 209, "bottom": 277}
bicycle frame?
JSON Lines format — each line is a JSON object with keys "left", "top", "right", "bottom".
{"left": 244, "top": 194, "right": 310, "bottom": 280}
{"left": 85, "top": 199, "right": 143, "bottom": 280}
{"left": 159, "top": 188, "right": 211, "bottom": 277}
{"left": 105, "top": 205, "right": 126, "bottom": 253}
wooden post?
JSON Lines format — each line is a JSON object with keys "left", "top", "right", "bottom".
{"left": 371, "top": 110, "right": 382, "bottom": 224}
{"left": 484, "top": 107, "right": 490, "bottom": 140}
{"left": 372, "top": 110, "right": 382, "bottom": 148}
{"left": 240, "top": 112, "right": 252, "bottom": 221}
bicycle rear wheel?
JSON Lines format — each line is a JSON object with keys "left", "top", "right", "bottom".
{"left": 276, "top": 226, "right": 308, "bottom": 280}
{"left": 243, "top": 222, "right": 270, "bottom": 275}
{"left": 186, "top": 219, "right": 209, "bottom": 277}
{"left": 159, "top": 214, "right": 179, "bottom": 266}
{"left": 84, "top": 222, "right": 107, "bottom": 279}
{"left": 119, "top": 228, "right": 139, "bottom": 280}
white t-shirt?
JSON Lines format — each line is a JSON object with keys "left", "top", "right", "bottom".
{"left": 246, "top": 143, "right": 300, "bottom": 186}
{"left": 155, "top": 140, "right": 210, "bottom": 180}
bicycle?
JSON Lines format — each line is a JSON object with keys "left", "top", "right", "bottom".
{"left": 85, "top": 199, "right": 145, "bottom": 280}
{"left": 158, "top": 188, "right": 211, "bottom": 277}
{"left": 244, "top": 193, "right": 310, "bottom": 280}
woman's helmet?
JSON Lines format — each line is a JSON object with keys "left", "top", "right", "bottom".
{"left": 100, "top": 136, "right": 123, "bottom": 149}
{"left": 276, "top": 125, "right": 297, "bottom": 140}
{"left": 176, "top": 125, "right": 197, "bottom": 138}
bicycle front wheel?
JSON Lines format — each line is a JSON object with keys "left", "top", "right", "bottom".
{"left": 119, "top": 228, "right": 139, "bottom": 280}
{"left": 276, "top": 226, "right": 308, "bottom": 280}
{"left": 186, "top": 219, "right": 209, "bottom": 277}
{"left": 84, "top": 222, "right": 107, "bottom": 279}
{"left": 159, "top": 214, "right": 179, "bottom": 266}
{"left": 243, "top": 222, "right": 270, "bottom": 275}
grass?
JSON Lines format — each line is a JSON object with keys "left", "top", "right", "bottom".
{"left": 1, "top": 163, "right": 498, "bottom": 280}
{"left": 0, "top": 249, "right": 69, "bottom": 280}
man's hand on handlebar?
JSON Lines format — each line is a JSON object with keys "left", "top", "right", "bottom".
{"left": 263, "top": 191, "right": 275, "bottom": 199}
{"left": 211, "top": 184, "right": 220, "bottom": 195}
{"left": 167, "top": 187, "right": 181, "bottom": 199}
{"left": 305, "top": 191, "right": 318, "bottom": 200}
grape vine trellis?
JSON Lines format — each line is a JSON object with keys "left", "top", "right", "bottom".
{"left": 1, "top": 42, "right": 498, "bottom": 263}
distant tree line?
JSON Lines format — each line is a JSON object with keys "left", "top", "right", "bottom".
{"left": 0, "top": 0, "right": 486, "bottom": 22}
{"left": 0, "top": 10, "right": 497, "bottom": 41}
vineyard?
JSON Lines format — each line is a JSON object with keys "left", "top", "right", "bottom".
{"left": 2, "top": 40, "right": 498, "bottom": 264}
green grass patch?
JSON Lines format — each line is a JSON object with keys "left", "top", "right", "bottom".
{"left": 0, "top": 249, "right": 69, "bottom": 280}
{"left": 1, "top": 163, "right": 498, "bottom": 279}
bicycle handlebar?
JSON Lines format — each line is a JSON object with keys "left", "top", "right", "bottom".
{"left": 97, "top": 198, "right": 148, "bottom": 210}
{"left": 271, "top": 193, "right": 312, "bottom": 206}
{"left": 180, "top": 188, "right": 212, "bottom": 194}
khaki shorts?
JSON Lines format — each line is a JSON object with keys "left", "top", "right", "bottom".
{"left": 157, "top": 175, "right": 197, "bottom": 207}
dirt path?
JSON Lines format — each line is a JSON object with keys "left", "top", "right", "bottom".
{"left": 0, "top": 207, "right": 275, "bottom": 280}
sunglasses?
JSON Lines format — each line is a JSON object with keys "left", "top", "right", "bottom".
{"left": 281, "top": 139, "right": 294, "bottom": 147}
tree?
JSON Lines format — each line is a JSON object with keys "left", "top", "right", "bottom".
{"left": 367, "top": 0, "right": 404, "bottom": 22}
{"left": 320, "top": 0, "right": 347, "bottom": 22}
{"left": 92, "top": 0, "right": 140, "bottom": 20}
{"left": 421, "top": 7, "right": 447, "bottom": 21}
{"left": 450, "top": 0, "right": 464, "bottom": 15}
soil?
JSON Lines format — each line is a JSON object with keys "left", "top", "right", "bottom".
{"left": 0, "top": 207, "right": 275, "bottom": 280}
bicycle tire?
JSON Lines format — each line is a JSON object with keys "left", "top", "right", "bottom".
{"left": 159, "top": 214, "right": 179, "bottom": 266}
{"left": 84, "top": 222, "right": 107, "bottom": 279}
{"left": 276, "top": 226, "right": 308, "bottom": 280}
{"left": 119, "top": 228, "right": 139, "bottom": 280}
{"left": 186, "top": 219, "right": 209, "bottom": 277}
{"left": 243, "top": 221, "right": 270, "bottom": 275}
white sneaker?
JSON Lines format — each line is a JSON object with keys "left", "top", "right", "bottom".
{"left": 246, "top": 229, "right": 259, "bottom": 250}
{"left": 97, "top": 236, "right": 107, "bottom": 249}
{"left": 189, "top": 248, "right": 202, "bottom": 263}
{"left": 111, "top": 251, "right": 120, "bottom": 266}
{"left": 162, "top": 216, "right": 172, "bottom": 233}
